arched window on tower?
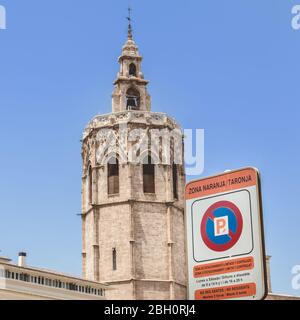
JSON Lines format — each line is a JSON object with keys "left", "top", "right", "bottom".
{"left": 88, "top": 165, "right": 93, "bottom": 204}
{"left": 108, "top": 157, "right": 119, "bottom": 195}
{"left": 126, "top": 87, "right": 140, "bottom": 110}
{"left": 129, "top": 63, "right": 137, "bottom": 77}
{"left": 143, "top": 156, "right": 155, "bottom": 194}
{"left": 172, "top": 163, "right": 178, "bottom": 200}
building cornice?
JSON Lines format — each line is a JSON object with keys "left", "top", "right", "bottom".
{"left": 82, "top": 111, "right": 181, "bottom": 140}
{"left": 82, "top": 199, "right": 184, "bottom": 216}
{"left": 104, "top": 278, "right": 187, "bottom": 288}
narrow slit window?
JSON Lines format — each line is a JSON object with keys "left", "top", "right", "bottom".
{"left": 172, "top": 164, "right": 178, "bottom": 200}
{"left": 112, "top": 248, "right": 117, "bottom": 271}
{"left": 88, "top": 166, "right": 93, "bottom": 204}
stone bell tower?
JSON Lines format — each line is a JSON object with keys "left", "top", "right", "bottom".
{"left": 81, "top": 14, "right": 187, "bottom": 300}
{"left": 111, "top": 19, "right": 151, "bottom": 113}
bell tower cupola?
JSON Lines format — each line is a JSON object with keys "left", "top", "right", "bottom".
{"left": 112, "top": 8, "right": 151, "bottom": 112}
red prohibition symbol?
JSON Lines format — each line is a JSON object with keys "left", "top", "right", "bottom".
{"left": 200, "top": 201, "right": 243, "bottom": 252}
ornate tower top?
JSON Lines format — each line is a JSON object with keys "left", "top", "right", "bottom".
{"left": 127, "top": 6, "right": 133, "bottom": 40}
{"left": 112, "top": 8, "right": 151, "bottom": 113}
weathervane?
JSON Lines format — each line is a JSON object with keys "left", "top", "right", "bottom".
{"left": 127, "top": 6, "right": 133, "bottom": 39}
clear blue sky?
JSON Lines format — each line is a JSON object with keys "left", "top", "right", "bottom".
{"left": 0, "top": 0, "right": 299, "bottom": 296}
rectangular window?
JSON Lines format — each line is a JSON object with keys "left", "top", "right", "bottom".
{"left": 108, "top": 159, "right": 119, "bottom": 195}
{"left": 143, "top": 160, "right": 155, "bottom": 193}
{"left": 172, "top": 164, "right": 178, "bottom": 200}
{"left": 112, "top": 248, "right": 117, "bottom": 271}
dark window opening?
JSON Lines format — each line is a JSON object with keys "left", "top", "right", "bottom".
{"left": 172, "top": 164, "right": 178, "bottom": 200}
{"left": 88, "top": 166, "right": 93, "bottom": 204}
{"left": 129, "top": 63, "right": 137, "bottom": 77}
{"left": 143, "top": 156, "right": 155, "bottom": 194}
{"left": 112, "top": 248, "right": 117, "bottom": 271}
{"left": 108, "top": 158, "right": 119, "bottom": 195}
{"left": 126, "top": 88, "right": 140, "bottom": 110}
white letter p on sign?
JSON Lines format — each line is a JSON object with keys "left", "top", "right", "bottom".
{"left": 214, "top": 216, "right": 229, "bottom": 237}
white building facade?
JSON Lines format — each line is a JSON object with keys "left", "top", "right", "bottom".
{"left": 0, "top": 254, "right": 107, "bottom": 300}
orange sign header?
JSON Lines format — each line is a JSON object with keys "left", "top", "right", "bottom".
{"left": 186, "top": 167, "right": 258, "bottom": 200}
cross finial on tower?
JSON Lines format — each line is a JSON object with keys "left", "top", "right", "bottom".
{"left": 127, "top": 6, "right": 133, "bottom": 39}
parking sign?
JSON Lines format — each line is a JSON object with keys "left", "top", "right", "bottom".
{"left": 185, "top": 167, "right": 267, "bottom": 300}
